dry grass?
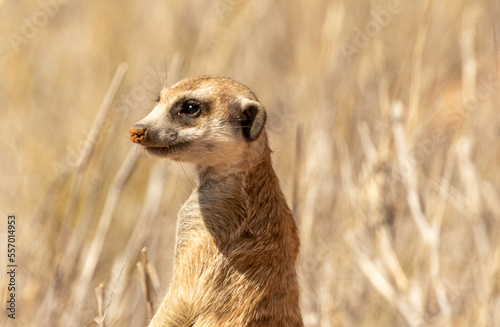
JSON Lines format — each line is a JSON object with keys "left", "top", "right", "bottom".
{"left": 1, "top": 0, "right": 500, "bottom": 326}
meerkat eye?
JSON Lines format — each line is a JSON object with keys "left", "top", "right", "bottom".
{"left": 179, "top": 100, "right": 202, "bottom": 117}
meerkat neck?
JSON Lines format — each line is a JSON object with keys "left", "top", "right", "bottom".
{"left": 193, "top": 132, "right": 283, "bottom": 248}
{"left": 195, "top": 132, "right": 272, "bottom": 181}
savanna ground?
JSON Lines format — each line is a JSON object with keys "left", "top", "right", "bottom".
{"left": 1, "top": 0, "right": 500, "bottom": 326}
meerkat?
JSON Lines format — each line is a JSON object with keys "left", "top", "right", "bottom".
{"left": 129, "top": 76, "right": 303, "bottom": 327}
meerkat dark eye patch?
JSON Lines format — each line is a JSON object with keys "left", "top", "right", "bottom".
{"left": 179, "top": 100, "right": 202, "bottom": 117}
{"left": 171, "top": 99, "right": 203, "bottom": 123}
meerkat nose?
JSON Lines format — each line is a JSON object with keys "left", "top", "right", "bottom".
{"left": 129, "top": 124, "right": 148, "bottom": 143}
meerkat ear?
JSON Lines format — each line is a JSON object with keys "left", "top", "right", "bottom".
{"left": 239, "top": 99, "right": 267, "bottom": 142}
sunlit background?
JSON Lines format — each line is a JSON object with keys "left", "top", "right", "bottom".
{"left": 1, "top": 0, "right": 500, "bottom": 326}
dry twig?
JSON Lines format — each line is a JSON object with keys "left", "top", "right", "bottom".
{"left": 137, "top": 247, "right": 155, "bottom": 322}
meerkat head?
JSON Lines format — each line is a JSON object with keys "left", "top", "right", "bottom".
{"left": 129, "top": 76, "right": 267, "bottom": 166}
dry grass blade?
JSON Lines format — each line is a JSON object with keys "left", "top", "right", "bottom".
{"left": 32, "top": 63, "right": 129, "bottom": 326}
{"left": 94, "top": 283, "right": 106, "bottom": 327}
{"left": 137, "top": 247, "right": 157, "bottom": 322}
{"left": 65, "top": 145, "right": 141, "bottom": 326}
{"left": 345, "top": 229, "right": 423, "bottom": 327}
{"left": 59, "top": 63, "right": 129, "bottom": 244}
{"left": 104, "top": 160, "right": 167, "bottom": 323}
{"left": 391, "top": 101, "right": 452, "bottom": 325}
{"left": 408, "top": 0, "right": 435, "bottom": 138}
{"left": 391, "top": 101, "right": 432, "bottom": 242}
{"left": 456, "top": 137, "right": 489, "bottom": 258}
{"left": 460, "top": 6, "right": 478, "bottom": 104}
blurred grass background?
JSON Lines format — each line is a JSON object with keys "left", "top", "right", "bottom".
{"left": 1, "top": 0, "right": 500, "bottom": 326}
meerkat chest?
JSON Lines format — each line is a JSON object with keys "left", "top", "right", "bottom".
{"left": 174, "top": 190, "right": 206, "bottom": 256}
{"left": 174, "top": 182, "right": 248, "bottom": 257}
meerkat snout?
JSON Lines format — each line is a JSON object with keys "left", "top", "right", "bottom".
{"left": 129, "top": 76, "right": 267, "bottom": 165}
{"left": 129, "top": 123, "right": 148, "bottom": 143}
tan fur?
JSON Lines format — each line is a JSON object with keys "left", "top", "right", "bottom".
{"left": 130, "top": 76, "right": 303, "bottom": 327}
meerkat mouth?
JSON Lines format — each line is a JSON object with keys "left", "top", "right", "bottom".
{"left": 145, "top": 142, "right": 189, "bottom": 157}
